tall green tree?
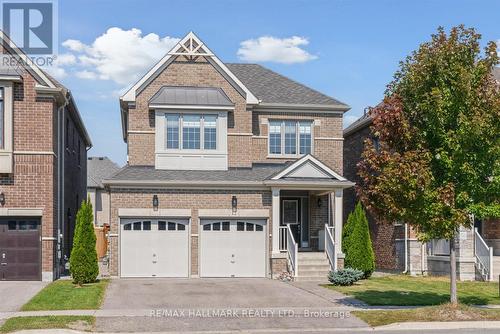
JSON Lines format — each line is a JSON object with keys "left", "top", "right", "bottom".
{"left": 358, "top": 26, "right": 500, "bottom": 305}
{"left": 70, "top": 199, "right": 99, "bottom": 285}
{"left": 343, "top": 202, "right": 375, "bottom": 278}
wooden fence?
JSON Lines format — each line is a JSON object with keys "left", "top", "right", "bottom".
{"left": 94, "top": 225, "right": 109, "bottom": 259}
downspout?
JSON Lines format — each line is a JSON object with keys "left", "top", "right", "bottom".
{"left": 403, "top": 223, "right": 408, "bottom": 274}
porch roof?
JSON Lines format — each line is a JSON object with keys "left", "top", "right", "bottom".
{"left": 103, "top": 158, "right": 354, "bottom": 190}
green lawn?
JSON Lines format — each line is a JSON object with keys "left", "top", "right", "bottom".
{"left": 353, "top": 304, "right": 500, "bottom": 327}
{"left": 0, "top": 316, "right": 94, "bottom": 333}
{"left": 325, "top": 275, "right": 500, "bottom": 306}
{"left": 22, "top": 279, "right": 109, "bottom": 311}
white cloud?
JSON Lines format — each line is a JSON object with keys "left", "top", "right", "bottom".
{"left": 75, "top": 70, "right": 98, "bottom": 80}
{"left": 60, "top": 27, "right": 180, "bottom": 84}
{"left": 237, "top": 36, "right": 317, "bottom": 64}
{"left": 55, "top": 53, "right": 77, "bottom": 66}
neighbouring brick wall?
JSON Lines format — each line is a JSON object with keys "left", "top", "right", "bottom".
{"left": 343, "top": 123, "right": 401, "bottom": 271}
{"left": 251, "top": 112, "right": 344, "bottom": 173}
{"left": 108, "top": 189, "right": 273, "bottom": 277}
{"left": 483, "top": 219, "right": 500, "bottom": 239}
{"left": 0, "top": 155, "right": 56, "bottom": 274}
{"left": 129, "top": 58, "right": 252, "bottom": 167}
{"left": 0, "top": 50, "right": 88, "bottom": 280}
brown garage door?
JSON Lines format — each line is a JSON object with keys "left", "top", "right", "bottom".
{"left": 0, "top": 219, "right": 41, "bottom": 280}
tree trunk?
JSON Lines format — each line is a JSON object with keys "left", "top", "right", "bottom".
{"left": 449, "top": 237, "right": 458, "bottom": 306}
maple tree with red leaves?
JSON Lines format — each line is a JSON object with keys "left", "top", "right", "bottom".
{"left": 357, "top": 26, "right": 500, "bottom": 305}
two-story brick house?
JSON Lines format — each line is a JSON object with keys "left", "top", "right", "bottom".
{"left": 0, "top": 32, "right": 91, "bottom": 281}
{"left": 104, "top": 32, "right": 353, "bottom": 279}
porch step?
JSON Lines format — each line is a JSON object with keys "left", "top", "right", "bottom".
{"left": 295, "top": 251, "right": 331, "bottom": 282}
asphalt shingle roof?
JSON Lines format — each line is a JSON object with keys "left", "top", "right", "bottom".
{"left": 226, "top": 63, "right": 348, "bottom": 107}
{"left": 107, "top": 163, "right": 289, "bottom": 183}
{"left": 88, "top": 157, "right": 121, "bottom": 188}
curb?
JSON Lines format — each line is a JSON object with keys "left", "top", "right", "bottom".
{"left": 374, "top": 320, "right": 500, "bottom": 330}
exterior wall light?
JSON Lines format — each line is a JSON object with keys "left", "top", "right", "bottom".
{"left": 232, "top": 195, "right": 237, "bottom": 213}
{"left": 152, "top": 195, "right": 159, "bottom": 211}
{"left": 317, "top": 197, "right": 322, "bottom": 208}
{"left": 0, "top": 192, "right": 5, "bottom": 206}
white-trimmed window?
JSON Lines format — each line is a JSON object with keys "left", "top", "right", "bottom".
{"left": 269, "top": 120, "right": 312, "bottom": 156}
{"left": 164, "top": 114, "right": 218, "bottom": 150}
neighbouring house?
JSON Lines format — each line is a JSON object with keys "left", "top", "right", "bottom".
{"left": 0, "top": 32, "right": 92, "bottom": 281}
{"left": 87, "top": 156, "right": 120, "bottom": 226}
{"left": 103, "top": 32, "right": 354, "bottom": 279}
{"left": 343, "top": 67, "right": 500, "bottom": 281}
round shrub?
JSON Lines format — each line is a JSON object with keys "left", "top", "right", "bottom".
{"left": 328, "top": 268, "right": 364, "bottom": 286}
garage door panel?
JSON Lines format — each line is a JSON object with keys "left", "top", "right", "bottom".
{"left": 120, "top": 219, "right": 189, "bottom": 278}
{"left": 0, "top": 219, "right": 41, "bottom": 281}
{"left": 200, "top": 219, "right": 266, "bottom": 278}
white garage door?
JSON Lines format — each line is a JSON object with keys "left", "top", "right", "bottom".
{"left": 120, "top": 219, "right": 189, "bottom": 278}
{"left": 200, "top": 219, "right": 267, "bottom": 277}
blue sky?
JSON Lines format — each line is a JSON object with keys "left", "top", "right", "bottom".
{"left": 50, "top": 0, "right": 500, "bottom": 165}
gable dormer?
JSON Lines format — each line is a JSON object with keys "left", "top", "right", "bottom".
{"left": 120, "top": 32, "right": 258, "bottom": 170}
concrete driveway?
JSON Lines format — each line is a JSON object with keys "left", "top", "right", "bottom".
{"left": 0, "top": 281, "right": 47, "bottom": 312}
{"left": 99, "top": 278, "right": 367, "bottom": 332}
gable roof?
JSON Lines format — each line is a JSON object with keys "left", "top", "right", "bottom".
{"left": 270, "top": 154, "right": 346, "bottom": 181}
{"left": 0, "top": 31, "right": 92, "bottom": 147}
{"left": 87, "top": 157, "right": 121, "bottom": 188}
{"left": 121, "top": 32, "right": 258, "bottom": 104}
{"left": 226, "top": 63, "right": 348, "bottom": 109}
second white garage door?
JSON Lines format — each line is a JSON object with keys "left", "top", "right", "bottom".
{"left": 200, "top": 219, "right": 267, "bottom": 277}
{"left": 120, "top": 219, "right": 189, "bottom": 278}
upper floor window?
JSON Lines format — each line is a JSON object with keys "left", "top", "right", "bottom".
{"left": 269, "top": 120, "right": 312, "bottom": 156}
{"left": 0, "top": 88, "right": 4, "bottom": 149}
{"left": 164, "top": 114, "right": 217, "bottom": 150}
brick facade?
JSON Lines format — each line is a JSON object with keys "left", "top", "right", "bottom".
{"left": 0, "top": 51, "right": 88, "bottom": 281}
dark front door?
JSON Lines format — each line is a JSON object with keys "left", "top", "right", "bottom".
{"left": 0, "top": 219, "right": 41, "bottom": 280}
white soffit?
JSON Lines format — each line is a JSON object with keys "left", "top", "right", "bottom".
{"left": 121, "top": 32, "right": 258, "bottom": 104}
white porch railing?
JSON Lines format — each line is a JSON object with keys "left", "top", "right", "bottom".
{"left": 475, "top": 228, "right": 493, "bottom": 281}
{"left": 324, "top": 224, "right": 336, "bottom": 272}
{"left": 279, "top": 226, "right": 287, "bottom": 252}
{"left": 286, "top": 225, "right": 298, "bottom": 277}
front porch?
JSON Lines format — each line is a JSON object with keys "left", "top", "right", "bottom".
{"left": 264, "top": 155, "right": 354, "bottom": 279}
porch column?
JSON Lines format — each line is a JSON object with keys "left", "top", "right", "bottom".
{"left": 272, "top": 188, "right": 280, "bottom": 254}
{"left": 334, "top": 189, "right": 343, "bottom": 258}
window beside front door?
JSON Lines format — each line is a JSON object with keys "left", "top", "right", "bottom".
{"left": 268, "top": 120, "right": 312, "bottom": 157}
{"left": 282, "top": 200, "right": 299, "bottom": 225}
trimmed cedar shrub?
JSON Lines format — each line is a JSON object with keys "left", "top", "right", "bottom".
{"left": 328, "top": 268, "right": 364, "bottom": 286}
{"left": 70, "top": 199, "right": 99, "bottom": 285}
{"left": 343, "top": 202, "right": 375, "bottom": 278}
